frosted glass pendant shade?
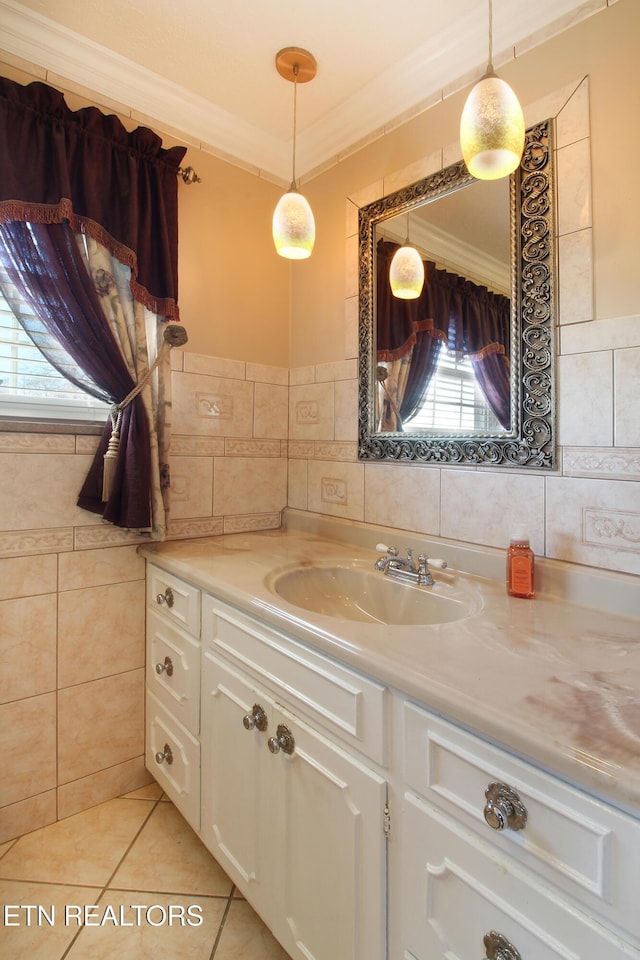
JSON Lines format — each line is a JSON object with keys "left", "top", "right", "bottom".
{"left": 389, "top": 245, "right": 425, "bottom": 299}
{"left": 460, "top": 73, "right": 525, "bottom": 180}
{"left": 272, "top": 189, "right": 316, "bottom": 260}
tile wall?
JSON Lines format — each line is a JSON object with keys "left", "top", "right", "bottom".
{"left": 288, "top": 77, "right": 640, "bottom": 580}
{"left": 0, "top": 358, "right": 288, "bottom": 842}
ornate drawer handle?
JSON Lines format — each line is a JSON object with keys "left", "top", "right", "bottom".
{"left": 155, "top": 743, "right": 173, "bottom": 765}
{"left": 483, "top": 930, "right": 522, "bottom": 960}
{"left": 156, "top": 587, "right": 174, "bottom": 608}
{"left": 484, "top": 782, "right": 527, "bottom": 831}
{"left": 155, "top": 655, "right": 174, "bottom": 677}
{"left": 243, "top": 704, "right": 268, "bottom": 732}
{"left": 268, "top": 724, "right": 295, "bottom": 756}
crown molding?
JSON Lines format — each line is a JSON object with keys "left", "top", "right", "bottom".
{"left": 0, "top": 0, "right": 289, "bottom": 179}
{"left": 0, "top": 0, "right": 607, "bottom": 182}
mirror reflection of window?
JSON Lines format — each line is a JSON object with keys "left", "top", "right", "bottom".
{"left": 401, "top": 353, "right": 502, "bottom": 433}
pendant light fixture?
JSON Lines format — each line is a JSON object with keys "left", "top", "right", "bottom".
{"left": 272, "top": 47, "right": 317, "bottom": 260}
{"left": 460, "top": 0, "right": 524, "bottom": 180}
{"left": 389, "top": 216, "right": 425, "bottom": 299}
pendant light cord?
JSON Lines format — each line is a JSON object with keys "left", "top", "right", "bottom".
{"left": 487, "top": 0, "right": 494, "bottom": 72}
{"left": 291, "top": 64, "right": 299, "bottom": 189}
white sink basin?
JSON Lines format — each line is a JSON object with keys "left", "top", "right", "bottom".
{"left": 266, "top": 561, "right": 475, "bottom": 625}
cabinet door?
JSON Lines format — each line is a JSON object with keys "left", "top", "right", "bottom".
{"left": 401, "top": 791, "right": 634, "bottom": 960}
{"left": 272, "top": 705, "right": 387, "bottom": 960}
{"left": 202, "top": 650, "right": 388, "bottom": 960}
{"left": 201, "top": 650, "right": 278, "bottom": 917}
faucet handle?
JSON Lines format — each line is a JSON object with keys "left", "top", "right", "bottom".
{"left": 376, "top": 543, "right": 399, "bottom": 556}
{"left": 426, "top": 557, "right": 448, "bottom": 570}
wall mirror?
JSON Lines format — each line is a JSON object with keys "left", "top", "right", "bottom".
{"left": 357, "top": 119, "right": 556, "bottom": 468}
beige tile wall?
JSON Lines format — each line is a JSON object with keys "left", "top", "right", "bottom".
{"left": 0, "top": 358, "right": 288, "bottom": 841}
{"left": 288, "top": 77, "right": 640, "bottom": 581}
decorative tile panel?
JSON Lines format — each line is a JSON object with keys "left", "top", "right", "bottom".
{"left": 289, "top": 382, "right": 334, "bottom": 441}
{"left": 288, "top": 441, "right": 315, "bottom": 458}
{"left": 168, "top": 456, "right": 213, "bottom": 519}
{"left": 583, "top": 509, "right": 640, "bottom": 554}
{"left": 170, "top": 435, "right": 224, "bottom": 457}
{"left": 295, "top": 400, "right": 319, "bottom": 424}
{"left": 172, "top": 373, "right": 253, "bottom": 437}
{"left": 225, "top": 438, "right": 282, "bottom": 457}
{"left": 320, "top": 477, "right": 348, "bottom": 506}
{"left": 0, "top": 433, "right": 75, "bottom": 453}
{"left": 563, "top": 448, "right": 640, "bottom": 481}
{"left": 197, "top": 391, "right": 234, "bottom": 420}
{"left": 314, "top": 442, "right": 358, "bottom": 461}
{"left": 0, "top": 527, "right": 74, "bottom": 558}
{"left": 546, "top": 477, "right": 640, "bottom": 575}
{"left": 223, "top": 512, "right": 281, "bottom": 533}
{"left": 307, "top": 461, "right": 364, "bottom": 521}
{"left": 74, "top": 525, "right": 148, "bottom": 549}
{"left": 167, "top": 517, "right": 224, "bottom": 540}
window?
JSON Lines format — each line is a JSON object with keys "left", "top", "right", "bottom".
{"left": 0, "top": 261, "right": 108, "bottom": 422}
{"left": 404, "top": 351, "right": 502, "bottom": 433}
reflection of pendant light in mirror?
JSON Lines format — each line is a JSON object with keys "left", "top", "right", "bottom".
{"left": 389, "top": 215, "right": 425, "bottom": 299}
{"left": 460, "top": 0, "right": 524, "bottom": 180}
{"left": 272, "top": 47, "right": 317, "bottom": 259}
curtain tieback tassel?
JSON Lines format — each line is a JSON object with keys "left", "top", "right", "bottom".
{"left": 102, "top": 407, "right": 123, "bottom": 502}
{"left": 101, "top": 325, "right": 188, "bottom": 502}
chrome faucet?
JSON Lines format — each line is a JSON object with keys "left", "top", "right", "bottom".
{"left": 374, "top": 543, "right": 447, "bottom": 586}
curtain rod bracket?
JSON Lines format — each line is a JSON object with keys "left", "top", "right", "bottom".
{"left": 177, "top": 165, "right": 201, "bottom": 184}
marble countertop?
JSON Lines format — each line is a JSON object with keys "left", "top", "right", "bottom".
{"left": 140, "top": 522, "right": 640, "bottom": 816}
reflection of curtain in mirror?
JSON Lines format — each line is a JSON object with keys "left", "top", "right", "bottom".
{"left": 376, "top": 240, "right": 444, "bottom": 430}
{"left": 376, "top": 239, "right": 511, "bottom": 430}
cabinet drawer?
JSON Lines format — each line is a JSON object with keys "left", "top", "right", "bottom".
{"left": 402, "top": 792, "right": 634, "bottom": 960}
{"left": 202, "top": 594, "right": 387, "bottom": 766}
{"left": 403, "top": 701, "right": 640, "bottom": 943}
{"left": 147, "top": 611, "right": 200, "bottom": 735}
{"left": 146, "top": 691, "right": 200, "bottom": 832}
{"left": 147, "top": 564, "right": 200, "bottom": 636}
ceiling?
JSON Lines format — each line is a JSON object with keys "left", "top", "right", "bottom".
{"left": 0, "top": 0, "right": 608, "bottom": 182}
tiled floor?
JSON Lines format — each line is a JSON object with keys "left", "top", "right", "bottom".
{"left": 0, "top": 783, "right": 291, "bottom": 959}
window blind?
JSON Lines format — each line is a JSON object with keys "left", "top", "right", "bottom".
{"left": 0, "top": 262, "right": 108, "bottom": 421}
{"left": 405, "top": 351, "right": 501, "bottom": 433}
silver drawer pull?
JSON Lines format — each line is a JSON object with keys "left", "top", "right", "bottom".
{"left": 268, "top": 724, "right": 295, "bottom": 756}
{"left": 156, "top": 587, "right": 174, "bottom": 608}
{"left": 484, "top": 782, "right": 527, "bottom": 832}
{"left": 243, "top": 704, "right": 268, "bottom": 732}
{"left": 155, "top": 656, "right": 174, "bottom": 677}
{"left": 483, "top": 930, "right": 522, "bottom": 960}
{"left": 155, "top": 743, "right": 173, "bottom": 765}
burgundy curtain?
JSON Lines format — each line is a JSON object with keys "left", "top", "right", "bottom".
{"left": 0, "top": 77, "right": 187, "bottom": 531}
{"left": 0, "top": 77, "right": 186, "bottom": 320}
{"left": 0, "top": 219, "right": 151, "bottom": 528}
{"left": 376, "top": 240, "right": 444, "bottom": 423}
{"left": 377, "top": 239, "right": 511, "bottom": 428}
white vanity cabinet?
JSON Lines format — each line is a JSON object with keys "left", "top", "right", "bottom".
{"left": 145, "top": 565, "right": 201, "bottom": 831}
{"left": 142, "top": 552, "right": 640, "bottom": 960}
{"left": 395, "top": 699, "right": 640, "bottom": 960}
{"left": 200, "top": 594, "right": 388, "bottom": 960}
